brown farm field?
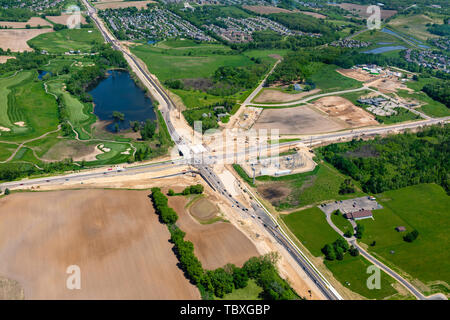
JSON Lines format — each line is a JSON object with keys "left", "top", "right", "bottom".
{"left": 0, "top": 17, "right": 51, "bottom": 29}
{"left": 46, "top": 14, "right": 87, "bottom": 26}
{"left": 0, "top": 29, "right": 53, "bottom": 52}
{"left": 0, "top": 190, "right": 200, "bottom": 299}
{"left": 336, "top": 3, "right": 397, "bottom": 19}
{"left": 94, "top": 0, "right": 156, "bottom": 9}
{"left": 0, "top": 56, "right": 15, "bottom": 64}
{"left": 253, "top": 105, "right": 346, "bottom": 134}
{"left": 254, "top": 88, "right": 320, "bottom": 103}
{"left": 169, "top": 195, "right": 260, "bottom": 270}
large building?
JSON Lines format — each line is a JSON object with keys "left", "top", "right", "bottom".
{"left": 344, "top": 210, "right": 373, "bottom": 221}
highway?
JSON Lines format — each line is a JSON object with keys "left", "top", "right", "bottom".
{"left": 8, "top": 0, "right": 444, "bottom": 301}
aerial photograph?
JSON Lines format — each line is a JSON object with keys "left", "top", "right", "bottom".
{"left": 0, "top": 0, "right": 448, "bottom": 311}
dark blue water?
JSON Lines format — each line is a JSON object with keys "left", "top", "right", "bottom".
{"left": 363, "top": 45, "right": 407, "bottom": 54}
{"left": 89, "top": 70, "right": 156, "bottom": 132}
{"left": 38, "top": 70, "right": 51, "bottom": 80}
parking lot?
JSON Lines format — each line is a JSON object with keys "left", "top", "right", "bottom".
{"left": 318, "top": 196, "right": 383, "bottom": 215}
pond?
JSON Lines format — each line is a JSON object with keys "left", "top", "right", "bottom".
{"left": 89, "top": 70, "right": 156, "bottom": 132}
{"left": 38, "top": 70, "right": 52, "bottom": 80}
{"left": 363, "top": 45, "right": 407, "bottom": 54}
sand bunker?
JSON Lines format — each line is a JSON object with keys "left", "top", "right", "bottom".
{"left": 0, "top": 190, "right": 200, "bottom": 299}
{"left": 313, "top": 96, "right": 378, "bottom": 127}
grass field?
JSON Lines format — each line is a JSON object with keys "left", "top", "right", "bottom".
{"left": 282, "top": 207, "right": 340, "bottom": 256}
{"left": 28, "top": 28, "right": 103, "bottom": 53}
{"left": 354, "top": 29, "right": 411, "bottom": 48}
{"left": 308, "top": 63, "right": 362, "bottom": 93}
{"left": 396, "top": 89, "right": 450, "bottom": 118}
{"left": 132, "top": 41, "right": 254, "bottom": 81}
{"left": 256, "top": 163, "right": 365, "bottom": 210}
{"left": 387, "top": 14, "right": 443, "bottom": 41}
{"left": 374, "top": 107, "right": 421, "bottom": 124}
{"left": 358, "top": 184, "right": 450, "bottom": 292}
{"left": 0, "top": 71, "right": 33, "bottom": 129}
{"left": 219, "top": 279, "right": 263, "bottom": 300}
{"left": 282, "top": 207, "right": 407, "bottom": 299}
{"left": 331, "top": 211, "right": 353, "bottom": 234}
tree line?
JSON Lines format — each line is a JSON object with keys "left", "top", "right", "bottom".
{"left": 149, "top": 187, "right": 300, "bottom": 300}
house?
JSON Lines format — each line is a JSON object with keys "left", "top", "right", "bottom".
{"left": 396, "top": 226, "right": 406, "bottom": 232}
{"left": 345, "top": 210, "right": 373, "bottom": 221}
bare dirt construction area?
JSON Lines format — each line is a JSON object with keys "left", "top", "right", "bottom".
{"left": 0, "top": 17, "right": 51, "bottom": 29}
{"left": 254, "top": 88, "right": 321, "bottom": 103}
{"left": 313, "top": 96, "right": 378, "bottom": 127}
{"left": 42, "top": 140, "right": 105, "bottom": 162}
{"left": 0, "top": 190, "right": 200, "bottom": 299}
{"left": 94, "top": 0, "right": 156, "bottom": 9}
{"left": 336, "top": 3, "right": 397, "bottom": 19}
{"left": 367, "top": 78, "right": 411, "bottom": 94}
{"left": 0, "top": 29, "right": 53, "bottom": 52}
{"left": 253, "top": 105, "right": 345, "bottom": 135}
{"left": 168, "top": 195, "right": 260, "bottom": 270}
{"left": 46, "top": 14, "right": 87, "bottom": 25}
{"left": 0, "top": 55, "right": 15, "bottom": 64}
{"left": 243, "top": 5, "right": 293, "bottom": 14}
{"left": 337, "top": 68, "right": 376, "bottom": 82}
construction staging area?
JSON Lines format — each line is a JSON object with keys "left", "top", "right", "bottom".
{"left": 240, "top": 148, "right": 316, "bottom": 178}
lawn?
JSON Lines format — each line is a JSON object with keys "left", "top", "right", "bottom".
{"left": 218, "top": 279, "right": 263, "bottom": 300}
{"left": 0, "top": 71, "right": 33, "bottom": 129}
{"left": 373, "top": 107, "right": 421, "bottom": 124}
{"left": 282, "top": 207, "right": 404, "bottom": 299}
{"left": 27, "top": 28, "right": 103, "bottom": 53}
{"left": 324, "top": 254, "right": 399, "bottom": 300}
{"left": 257, "top": 163, "right": 365, "bottom": 210}
{"left": 0, "top": 142, "right": 16, "bottom": 161}
{"left": 331, "top": 211, "right": 353, "bottom": 234}
{"left": 358, "top": 183, "right": 450, "bottom": 291}
{"left": 282, "top": 207, "right": 340, "bottom": 257}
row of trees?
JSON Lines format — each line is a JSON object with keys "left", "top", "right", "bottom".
{"left": 322, "top": 237, "right": 359, "bottom": 261}
{"left": 422, "top": 80, "right": 450, "bottom": 108}
{"left": 149, "top": 187, "right": 299, "bottom": 300}
{"left": 319, "top": 125, "right": 450, "bottom": 194}
{"left": 0, "top": 159, "right": 77, "bottom": 182}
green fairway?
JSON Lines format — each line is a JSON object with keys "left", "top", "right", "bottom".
{"left": 358, "top": 184, "right": 450, "bottom": 291}
{"left": 282, "top": 207, "right": 340, "bottom": 257}
{"left": 219, "top": 279, "right": 263, "bottom": 300}
{"left": 257, "top": 164, "right": 365, "bottom": 210}
{"left": 0, "top": 142, "right": 17, "bottom": 161}
{"left": 47, "top": 80, "right": 89, "bottom": 123}
{"left": 0, "top": 71, "right": 33, "bottom": 129}
{"left": 132, "top": 43, "right": 254, "bottom": 81}
{"left": 2, "top": 78, "right": 60, "bottom": 142}
{"left": 28, "top": 28, "right": 103, "bottom": 53}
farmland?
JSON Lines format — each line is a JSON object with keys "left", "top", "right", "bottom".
{"left": 0, "top": 189, "right": 201, "bottom": 299}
